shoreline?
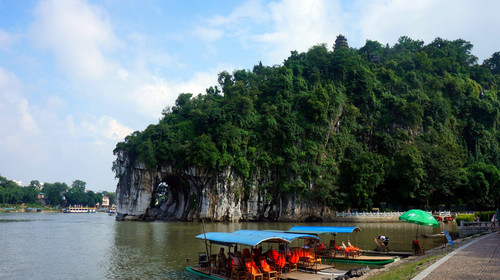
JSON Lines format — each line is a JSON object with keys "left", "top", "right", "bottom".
{"left": 358, "top": 229, "right": 497, "bottom": 279}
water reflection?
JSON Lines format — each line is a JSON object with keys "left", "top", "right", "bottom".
{"left": 0, "top": 213, "right": 458, "bottom": 280}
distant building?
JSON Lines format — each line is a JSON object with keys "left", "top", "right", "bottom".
{"left": 334, "top": 34, "right": 349, "bottom": 50}
{"left": 102, "top": 196, "right": 110, "bottom": 208}
{"left": 38, "top": 192, "right": 45, "bottom": 199}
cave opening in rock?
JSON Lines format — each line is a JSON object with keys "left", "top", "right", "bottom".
{"left": 151, "top": 175, "right": 191, "bottom": 219}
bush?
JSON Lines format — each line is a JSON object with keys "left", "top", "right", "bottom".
{"left": 477, "top": 211, "right": 495, "bottom": 221}
{"left": 455, "top": 214, "right": 475, "bottom": 223}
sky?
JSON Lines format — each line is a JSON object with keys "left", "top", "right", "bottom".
{"left": 1, "top": 0, "right": 499, "bottom": 192}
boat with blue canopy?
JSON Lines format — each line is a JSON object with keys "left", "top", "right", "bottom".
{"left": 283, "top": 226, "right": 398, "bottom": 265}
{"left": 187, "top": 230, "right": 348, "bottom": 279}
{"left": 233, "top": 229, "right": 320, "bottom": 242}
{"left": 195, "top": 231, "right": 291, "bottom": 247}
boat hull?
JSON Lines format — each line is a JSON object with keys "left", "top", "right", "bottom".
{"left": 186, "top": 267, "right": 226, "bottom": 280}
{"left": 323, "top": 255, "right": 399, "bottom": 265}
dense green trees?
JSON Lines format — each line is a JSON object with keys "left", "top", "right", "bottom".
{"left": 0, "top": 175, "right": 108, "bottom": 207}
{"left": 114, "top": 36, "right": 500, "bottom": 211}
{"left": 0, "top": 175, "right": 38, "bottom": 204}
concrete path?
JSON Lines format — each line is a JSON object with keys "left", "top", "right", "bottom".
{"left": 413, "top": 232, "right": 500, "bottom": 280}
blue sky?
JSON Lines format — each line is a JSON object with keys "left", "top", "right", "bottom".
{"left": 1, "top": 0, "right": 499, "bottom": 192}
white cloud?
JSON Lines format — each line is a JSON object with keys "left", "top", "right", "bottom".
{"left": 197, "top": 0, "right": 345, "bottom": 65}
{"left": 0, "top": 67, "right": 39, "bottom": 136}
{"left": 29, "top": 0, "right": 122, "bottom": 81}
{"left": 251, "top": 0, "right": 342, "bottom": 63}
{"left": 357, "top": 0, "right": 500, "bottom": 61}
{"left": 0, "top": 29, "right": 16, "bottom": 51}
{"left": 127, "top": 67, "right": 224, "bottom": 119}
{"left": 207, "top": 0, "right": 268, "bottom": 26}
{"left": 83, "top": 116, "right": 133, "bottom": 142}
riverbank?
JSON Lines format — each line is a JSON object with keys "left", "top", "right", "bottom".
{"left": 0, "top": 204, "right": 59, "bottom": 213}
{"left": 333, "top": 216, "right": 400, "bottom": 222}
{"left": 359, "top": 229, "right": 498, "bottom": 279}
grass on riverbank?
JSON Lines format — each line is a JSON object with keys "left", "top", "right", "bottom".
{"left": 367, "top": 253, "right": 446, "bottom": 280}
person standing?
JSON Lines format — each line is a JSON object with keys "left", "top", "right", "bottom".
{"left": 490, "top": 212, "right": 497, "bottom": 230}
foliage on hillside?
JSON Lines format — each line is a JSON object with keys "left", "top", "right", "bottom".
{"left": 114, "top": 36, "right": 500, "bottom": 211}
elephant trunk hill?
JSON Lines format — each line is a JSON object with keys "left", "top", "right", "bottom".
{"left": 113, "top": 35, "right": 500, "bottom": 221}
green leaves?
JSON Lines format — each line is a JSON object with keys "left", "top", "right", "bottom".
{"left": 113, "top": 35, "right": 500, "bottom": 211}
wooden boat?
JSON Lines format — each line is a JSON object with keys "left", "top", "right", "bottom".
{"left": 63, "top": 206, "right": 97, "bottom": 213}
{"left": 362, "top": 250, "right": 414, "bottom": 257}
{"left": 187, "top": 230, "right": 348, "bottom": 279}
{"left": 285, "top": 226, "right": 401, "bottom": 265}
{"left": 323, "top": 255, "right": 399, "bottom": 265}
{"left": 421, "top": 232, "right": 445, "bottom": 238}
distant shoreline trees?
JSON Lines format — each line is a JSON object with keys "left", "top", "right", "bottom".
{"left": 0, "top": 174, "right": 115, "bottom": 207}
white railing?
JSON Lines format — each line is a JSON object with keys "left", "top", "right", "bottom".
{"left": 335, "top": 211, "right": 405, "bottom": 217}
{"left": 460, "top": 221, "right": 490, "bottom": 227}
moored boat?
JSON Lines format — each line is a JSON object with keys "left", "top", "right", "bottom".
{"left": 285, "top": 226, "right": 401, "bottom": 265}
{"left": 187, "top": 230, "right": 348, "bottom": 279}
{"left": 63, "top": 206, "right": 97, "bottom": 213}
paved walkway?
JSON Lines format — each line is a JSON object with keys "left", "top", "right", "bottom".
{"left": 413, "top": 231, "right": 500, "bottom": 280}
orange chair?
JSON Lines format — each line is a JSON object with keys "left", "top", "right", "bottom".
{"left": 298, "top": 249, "right": 321, "bottom": 270}
{"left": 244, "top": 259, "right": 263, "bottom": 280}
{"left": 286, "top": 251, "right": 298, "bottom": 272}
{"left": 342, "top": 241, "right": 360, "bottom": 258}
{"left": 260, "top": 259, "right": 278, "bottom": 280}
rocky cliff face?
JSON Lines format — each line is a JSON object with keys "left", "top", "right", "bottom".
{"left": 113, "top": 150, "right": 335, "bottom": 221}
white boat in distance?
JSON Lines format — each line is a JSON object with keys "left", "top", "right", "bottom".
{"left": 63, "top": 207, "right": 97, "bottom": 213}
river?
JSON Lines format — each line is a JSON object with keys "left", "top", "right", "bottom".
{"left": 0, "top": 213, "right": 457, "bottom": 279}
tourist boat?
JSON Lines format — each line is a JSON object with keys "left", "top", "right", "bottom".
{"left": 63, "top": 207, "right": 97, "bottom": 213}
{"left": 285, "top": 226, "right": 399, "bottom": 265}
{"left": 433, "top": 211, "right": 454, "bottom": 222}
{"left": 187, "top": 230, "right": 349, "bottom": 279}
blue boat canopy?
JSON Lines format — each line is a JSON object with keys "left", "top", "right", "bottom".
{"left": 195, "top": 232, "right": 290, "bottom": 247}
{"left": 233, "top": 230, "right": 320, "bottom": 242}
{"left": 286, "top": 226, "right": 361, "bottom": 235}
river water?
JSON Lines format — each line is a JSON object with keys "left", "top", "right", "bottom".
{"left": 0, "top": 213, "right": 457, "bottom": 279}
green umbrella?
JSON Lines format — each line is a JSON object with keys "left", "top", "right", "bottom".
{"left": 399, "top": 209, "right": 439, "bottom": 239}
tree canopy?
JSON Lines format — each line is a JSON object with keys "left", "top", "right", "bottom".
{"left": 0, "top": 175, "right": 108, "bottom": 207}
{"left": 114, "top": 36, "right": 500, "bottom": 211}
